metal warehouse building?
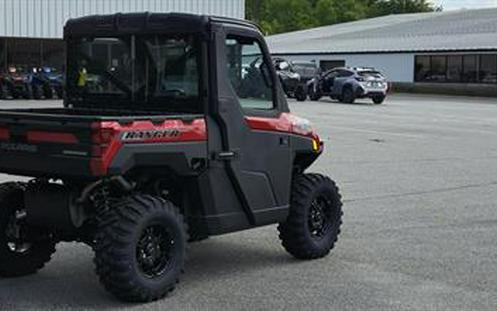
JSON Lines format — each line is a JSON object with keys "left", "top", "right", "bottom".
{"left": 0, "top": 0, "right": 244, "bottom": 72}
{"left": 267, "top": 8, "right": 497, "bottom": 96}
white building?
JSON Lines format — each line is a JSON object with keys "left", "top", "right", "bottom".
{"left": 0, "top": 0, "right": 245, "bottom": 71}
{"left": 267, "top": 8, "right": 497, "bottom": 96}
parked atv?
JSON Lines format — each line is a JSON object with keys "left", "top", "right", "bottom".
{"left": 0, "top": 13, "right": 343, "bottom": 303}
{"left": 0, "top": 71, "right": 13, "bottom": 99}
{"left": 273, "top": 57, "right": 307, "bottom": 101}
{"left": 36, "top": 67, "right": 64, "bottom": 99}
{"left": 292, "top": 61, "right": 321, "bottom": 84}
{"left": 5, "top": 66, "right": 33, "bottom": 99}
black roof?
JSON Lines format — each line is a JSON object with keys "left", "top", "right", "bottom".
{"left": 64, "top": 12, "right": 259, "bottom": 38}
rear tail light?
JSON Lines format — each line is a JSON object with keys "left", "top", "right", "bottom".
{"left": 90, "top": 122, "right": 121, "bottom": 176}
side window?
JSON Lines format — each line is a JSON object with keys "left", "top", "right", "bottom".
{"left": 324, "top": 70, "right": 339, "bottom": 79}
{"left": 225, "top": 36, "right": 274, "bottom": 110}
{"left": 337, "top": 70, "right": 353, "bottom": 77}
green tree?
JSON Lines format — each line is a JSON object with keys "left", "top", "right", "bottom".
{"left": 251, "top": 0, "right": 316, "bottom": 34}
{"left": 369, "top": 0, "right": 434, "bottom": 16}
{"left": 314, "top": 0, "right": 367, "bottom": 27}
{"left": 245, "top": 0, "right": 436, "bottom": 35}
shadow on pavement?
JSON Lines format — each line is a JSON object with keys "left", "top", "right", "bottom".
{"left": 0, "top": 236, "right": 300, "bottom": 309}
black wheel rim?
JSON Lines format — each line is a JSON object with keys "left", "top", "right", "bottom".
{"left": 136, "top": 225, "right": 175, "bottom": 279}
{"left": 308, "top": 195, "right": 336, "bottom": 239}
{"left": 5, "top": 208, "right": 32, "bottom": 254}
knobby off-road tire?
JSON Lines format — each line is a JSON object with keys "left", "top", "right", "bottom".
{"left": 0, "top": 182, "right": 56, "bottom": 277}
{"left": 94, "top": 195, "right": 188, "bottom": 302}
{"left": 278, "top": 174, "right": 343, "bottom": 260}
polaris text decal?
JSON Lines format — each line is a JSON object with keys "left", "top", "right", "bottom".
{"left": 0, "top": 142, "right": 38, "bottom": 153}
{"left": 121, "top": 129, "right": 181, "bottom": 142}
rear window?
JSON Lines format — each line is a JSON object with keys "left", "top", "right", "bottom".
{"left": 358, "top": 71, "right": 384, "bottom": 79}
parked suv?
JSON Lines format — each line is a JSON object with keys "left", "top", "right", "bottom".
{"left": 307, "top": 67, "right": 388, "bottom": 104}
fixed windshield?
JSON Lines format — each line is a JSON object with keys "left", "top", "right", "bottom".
{"left": 66, "top": 35, "right": 200, "bottom": 112}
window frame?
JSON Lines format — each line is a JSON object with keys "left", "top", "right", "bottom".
{"left": 223, "top": 29, "right": 280, "bottom": 117}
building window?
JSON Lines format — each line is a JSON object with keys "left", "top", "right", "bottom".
{"left": 462, "top": 55, "right": 478, "bottom": 83}
{"left": 6, "top": 38, "right": 42, "bottom": 70}
{"left": 3, "top": 38, "right": 65, "bottom": 74}
{"left": 415, "top": 54, "right": 497, "bottom": 84}
{"left": 320, "top": 60, "right": 345, "bottom": 71}
{"left": 415, "top": 56, "right": 430, "bottom": 82}
{"left": 429, "top": 56, "right": 447, "bottom": 82}
{"left": 479, "top": 54, "right": 497, "bottom": 84}
{"left": 447, "top": 55, "right": 462, "bottom": 82}
{"left": 42, "top": 40, "right": 65, "bottom": 71}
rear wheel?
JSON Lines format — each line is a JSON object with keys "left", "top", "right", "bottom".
{"left": 0, "top": 182, "right": 56, "bottom": 277}
{"left": 372, "top": 95, "right": 385, "bottom": 104}
{"left": 94, "top": 195, "right": 188, "bottom": 302}
{"left": 341, "top": 86, "right": 355, "bottom": 104}
{"left": 278, "top": 174, "right": 342, "bottom": 259}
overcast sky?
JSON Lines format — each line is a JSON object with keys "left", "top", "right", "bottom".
{"left": 431, "top": 0, "right": 497, "bottom": 10}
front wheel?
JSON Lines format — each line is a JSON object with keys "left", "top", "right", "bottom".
{"left": 278, "top": 174, "right": 343, "bottom": 260}
{"left": 372, "top": 95, "right": 385, "bottom": 104}
{"left": 0, "top": 183, "right": 56, "bottom": 277}
{"left": 94, "top": 195, "right": 188, "bottom": 302}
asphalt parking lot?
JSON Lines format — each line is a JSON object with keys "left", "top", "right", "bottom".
{"left": 0, "top": 93, "right": 496, "bottom": 310}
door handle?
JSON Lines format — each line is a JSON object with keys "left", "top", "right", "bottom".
{"left": 215, "top": 151, "right": 237, "bottom": 161}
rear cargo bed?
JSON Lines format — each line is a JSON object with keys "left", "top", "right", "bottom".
{"left": 0, "top": 108, "right": 204, "bottom": 179}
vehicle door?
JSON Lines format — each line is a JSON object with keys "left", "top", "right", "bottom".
{"left": 205, "top": 25, "right": 293, "bottom": 230}
{"left": 321, "top": 70, "right": 339, "bottom": 94}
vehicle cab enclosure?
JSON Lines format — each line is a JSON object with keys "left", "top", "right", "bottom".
{"left": 0, "top": 13, "right": 322, "bottom": 236}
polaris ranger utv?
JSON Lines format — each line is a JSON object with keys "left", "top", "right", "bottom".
{"left": 0, "top": 13, "right": 343, "bottom": 302}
